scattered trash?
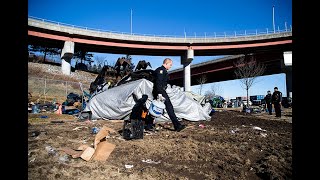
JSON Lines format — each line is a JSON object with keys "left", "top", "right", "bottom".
{"left": 40, "top": 115, "right": 48, "bottom": 118}
{"left": 123, "top": 120, "right": 144, "bottom": 140}
{"left": 67, "top": 109, "right": 80, "bottom": 115}
{"left": 73, "top": 126, "right": 88, "bottom": 131}
{"left": 29, "top": 158, "right": 35, "bottom": 162}
{"left": 199, "top": 124, "right": 206, "bottom": 128}
{"left": 80, "top": 147, "right": 95, "bottom": 161}
{"left": 230, "top": 128, "right": 240, "bottom": 134}
{"left": 32, "top": 104, "right": 40, "bottom": 114}
{"left": 50, "top": 120, "right": 64, "bottom": 123}
{"left": 260, "top": 133, "right": 267, "bottom": 137}
{"left": 142, "top": 159, "right": 161, "bottom": 164}
{"left": 252, "top": 108, "right": 261, "bottom": 113}
{"left": 58, "top": 125, "right": 117, "bottom": 162}
{"left": 125, "top": 164, "right": 134, "bottom": 169}
{"left": 91, "top": 141, "right": 116, "bottom": 161}
{"left": 116, "top": 137, "right": 126, "bottom": 141}
{"left": 252, "top": 126, "right": 266, "bottom": 132}
{"left": 145, "top": 131, "right": 157, "bottom": 136}
{"left": 56, "top": 104, "right": 62, "bottom": 114}
{"left": 58, "top": 147, "right": 83, "bottom": 158}
{"left": 58, "top": 154, "right": 69, "bottom": 164}
{"left": 45, "top": 145, "right": 58, "bottom": 156}
{"left": 91, "top": 127, "right": 100, "bottom": 134}
{"left": 93, "top": 125, "right": 116, "bottom": 149}
{"left": 209, "top": 109, "right": 215, "bottom": 116}
{"left": 31, "top": 131, "right": 40, "bottom": 137}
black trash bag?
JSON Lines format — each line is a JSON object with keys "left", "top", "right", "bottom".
{"left": 122, "top": 119, "right": 144, "bottom": 140}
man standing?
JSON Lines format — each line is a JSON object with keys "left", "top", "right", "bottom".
{"left": 264, "top": 90, "right": 273, "bottom": 115}
{"left": 272, "top": 87, "right": 282, "bottom": 117}
{"left": 152, "top": 58, "right": 186, "bottom": 132}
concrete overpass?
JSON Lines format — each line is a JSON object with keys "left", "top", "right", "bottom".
{"left": 28, "top": 17, "right": 292, "bottom": 96}
{"left": 168, "top": 52, "right": 292, "bottom": 97}
{"left": 169, "top": 51, "right": 288, "bottom": 85}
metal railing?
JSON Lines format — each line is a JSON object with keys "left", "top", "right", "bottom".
{"left": 28, "top": 16, "right": 292, "bottom": 43}
{"left": 28, "top": 76, "right": 91, "bottom": 104}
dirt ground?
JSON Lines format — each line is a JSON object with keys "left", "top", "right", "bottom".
{"left": 28, "top": 108, "right": 292, "bottom": 180}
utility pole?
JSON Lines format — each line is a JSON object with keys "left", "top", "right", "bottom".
{"left": 272, "top": 5, "right": 275, "bottom": 33}
{"left": 130, "top": 9, "right": 133, "bottom": 34}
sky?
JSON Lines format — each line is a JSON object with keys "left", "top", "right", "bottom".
{"left": 28, "top": 0, "right": 292, "bottom": 99}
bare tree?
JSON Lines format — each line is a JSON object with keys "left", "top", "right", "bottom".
{"left": 197, "top": 75, "right": 207, "bottom": 95}
{"left": 210, "top": 83, "right": 222, "bottom": 96}
{"left": 204, "top": 83, "right": 222, "bottom": 100}
{"left": 234, "top": 55, "right": 266, "bottom": 107}
{"left": 95, "top": 56, "right": 106, "bottom": 72}
{"left": 95, "top": 56, "right": 105, "bottom": 66}
{"left": 29, "top": 45, "right": 61, "bottom": 63}
{"left": 73, "top": 50, "right": 93, "bottom": 64}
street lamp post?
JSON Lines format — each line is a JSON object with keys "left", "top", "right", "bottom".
{"left": 272, "top": 5, "right": 275, "bottom": 33}
{"left": 130, "top": 9, "right": 132, "bottom": 34}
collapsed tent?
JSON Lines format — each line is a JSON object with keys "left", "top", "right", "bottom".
{"left": 83, "top": 78, "right": 211, "bottom": 122}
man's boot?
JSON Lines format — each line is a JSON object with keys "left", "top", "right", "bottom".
{"left": 174, "top": 124, "right": 186, "bottom": 132}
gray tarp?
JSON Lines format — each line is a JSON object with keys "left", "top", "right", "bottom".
{"left": 84, "top": 78, "right": 211, "bottom": 122}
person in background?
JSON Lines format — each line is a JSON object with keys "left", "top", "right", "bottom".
{"left": 152, "top": 58, "right": 186, "bottom": 132}
{"left": 272, "top": 87, "right": 282, "bottom": 117}
{"left": 264, "top": 90, "right": 273, "bottom": 115}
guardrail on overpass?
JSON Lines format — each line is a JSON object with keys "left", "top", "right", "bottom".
{"left": 28, "top": 16, "right": 292, "bottom": 44}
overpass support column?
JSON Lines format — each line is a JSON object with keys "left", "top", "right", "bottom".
{"left": 285, "top": 68, "right": 292, "bottom": 99}
{"left": 60, "top": 41, "right": 75, "bottom": 75}
{"left": 282, "top": 51, "right": 292, "bottom": 99}
{"left": 181, "top": 48, "right": 194, "bottom": 92}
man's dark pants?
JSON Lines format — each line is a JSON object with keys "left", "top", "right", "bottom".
{"left": 274, "top": 103, "right": 281, "bottom": 117}
{"left": 155, "top": 90, "right": 181, "bottom": 128}
{"left": 266, "top": 103, "right": 272, "bottom": 115}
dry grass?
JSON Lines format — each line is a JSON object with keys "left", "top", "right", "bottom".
{"left": 28, "top": 62, "right": 94, "bottom": 104}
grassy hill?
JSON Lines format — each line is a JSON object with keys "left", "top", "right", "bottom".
{"left": 28, "top": 62, "right": 99, "bottom": 104}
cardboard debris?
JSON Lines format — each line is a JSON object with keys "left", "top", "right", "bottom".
{"left": 92, "top": 141, "right": 116, "bottom": 161}
{"left": 59, "top": 125, "right": 116, "bottom": 162}
{"left": 58, "top": 147, "right": 83, "bottom": 158}
{"left": 77, "top": 144, "right": 90, "bottom": 151}
{"left": 94, "top": 125, "right": 116, "bottom": 149}
{"left": 80, "top": 147, "right": 95, "bottom": 161}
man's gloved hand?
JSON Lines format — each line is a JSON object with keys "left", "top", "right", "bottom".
{"left": 157, "top": 94, "right": 166, "bottom": 102}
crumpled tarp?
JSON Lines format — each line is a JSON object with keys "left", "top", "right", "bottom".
{"left": 83, "top": 78, "right": 211, "bottom": 121}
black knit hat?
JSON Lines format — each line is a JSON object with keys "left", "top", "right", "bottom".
{"left": 274, "top": 87, "right": 278, "bottom": 90}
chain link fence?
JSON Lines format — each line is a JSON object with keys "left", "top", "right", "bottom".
{"left": 28, "top": 76, "right": 91, "bottom": 104}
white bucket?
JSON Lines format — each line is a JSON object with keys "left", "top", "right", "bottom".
{"left": 149, "top": 100, "right": 165, "bottom": 117}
